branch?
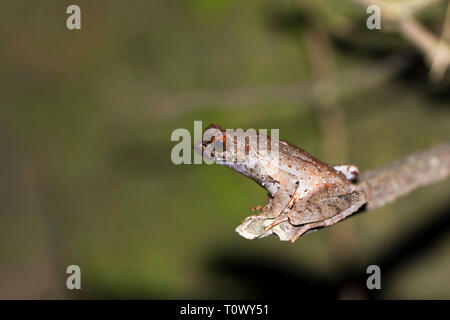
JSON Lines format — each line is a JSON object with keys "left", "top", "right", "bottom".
{"left": 360, "top": 142, "right": 450, "bottom": 209}
{"left": 236, "top": 142, "right": 450, "bottom": 242}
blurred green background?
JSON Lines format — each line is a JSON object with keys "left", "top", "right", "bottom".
{"left": 0, "top": 0, "right": 449, "bottom": 299}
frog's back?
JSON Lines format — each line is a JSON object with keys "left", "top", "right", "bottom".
{"left": 277, "top": 138, "right": 352, "bottom": 186}
{"left": 278, "top": 139, "right": 328, "bottom": 169}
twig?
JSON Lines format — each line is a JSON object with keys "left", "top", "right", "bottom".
{"left": 430, "top": 0, "right": 450, "bottom": 81}
{"left": 236, "top": 142, "right": 450, "bottom": 242}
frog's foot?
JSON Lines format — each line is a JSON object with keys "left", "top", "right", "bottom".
{"left": 251, "top": 193, "right": 275, "bottom": 213}
{"left": 251, "top": 205, "right": 269, "bottom": 213}
{"left": 245, "top": 204, "right": 272, "bottom": 222}
{"left": 264, "top": 214, "right": 289, "bottom": 232}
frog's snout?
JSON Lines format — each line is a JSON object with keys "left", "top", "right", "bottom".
{"left": 193, "top": 141, "right": 204, "bottom": 155}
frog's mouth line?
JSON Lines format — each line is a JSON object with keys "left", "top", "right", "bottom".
{"left": 193, "top": 141, "right": 225, "bottom": 162}
{"left": 193, "top": 142, "right": 251, "bottom": 166}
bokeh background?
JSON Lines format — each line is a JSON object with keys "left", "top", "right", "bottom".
{"left": 0, "top": 0, "right": 449, "bottom": 299}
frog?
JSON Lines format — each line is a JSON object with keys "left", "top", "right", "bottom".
{"left": 194, "top": 123, "right": 368, "bottom": 242}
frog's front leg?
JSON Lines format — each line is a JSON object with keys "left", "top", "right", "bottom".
{"left": 289, "top": 190, "right": 367, "bottom": 242}
{"left": 251, "top": 194, "right": 273, "bottom": 213}
{"left": 264, "top": 175, "right": 322, "bottom": 231}
{"left": 249, "top": 174, "right": 299, "bottom": 222}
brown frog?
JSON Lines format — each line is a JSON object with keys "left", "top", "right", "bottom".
{"left": 194, "top": 124, "right": 367, "bottom": 242}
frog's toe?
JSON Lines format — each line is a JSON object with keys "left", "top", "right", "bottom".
{"left": 251, "top": 205, "right": 263, "bottom": 212}
{"left": 251, "top": 204, "right": 270, "bottom": 213}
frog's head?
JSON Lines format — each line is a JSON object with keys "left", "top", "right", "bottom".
{"left": 194, "top": 123, "right": 254, "bottom": 165}
{"left": 194, "top": 124, "right": 231, "bottom": 164}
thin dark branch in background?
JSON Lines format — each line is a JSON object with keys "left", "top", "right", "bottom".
{"left": 157, "top": 56, "right": 406, "bottom": 118}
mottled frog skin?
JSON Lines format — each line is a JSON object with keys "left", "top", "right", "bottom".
{"left": 195, "top": 124, "right": 367, "bottom": 241}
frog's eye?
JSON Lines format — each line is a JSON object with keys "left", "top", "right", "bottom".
{"left": 213, "top": 139, "right": 224, "bottom": 151}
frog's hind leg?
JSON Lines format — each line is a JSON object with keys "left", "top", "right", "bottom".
{"left": 264, "top": 213, "right": 289, "bottom": 231}
{"left": 290, "top": 190, "right": 367, "bottom": 243}
{"left": 290, "top": 214, "right": 342, "bottom": 243}
{"left": 248, "top": 176, "right": 299, "bottom": 222}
